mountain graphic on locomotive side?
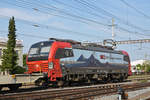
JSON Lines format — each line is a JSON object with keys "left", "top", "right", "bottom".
{"left": 26, "top": 38, "right": 131, "bottom": 87}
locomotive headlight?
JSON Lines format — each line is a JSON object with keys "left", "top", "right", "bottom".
{"left": 48, "top": 62, "right": 54, "bottom": 69}
{"left": 35, "top": 64, "right": 39, "bottom": 68}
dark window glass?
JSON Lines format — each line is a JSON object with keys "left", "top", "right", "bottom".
{"left": 55, "top": 48, "right": 74, "bottom": 59}
{"left": 124, "top": 55, "right": 129, "bottom": 62}
{"left": 28, "top": 46, "right": 51, "bottom": 57}
{"left": 28, "top": 41, "right": 53, "bottom": 61}
{"left": 16, "top": 50, "right": 19, "bottom": 56}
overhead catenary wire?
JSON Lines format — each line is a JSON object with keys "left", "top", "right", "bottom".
{"left": 117, "top": 26, "right": 150, "bottom": 37}
{"left": 50, "top": 0, "right": 150, "bottom": 38}
{"left": 1, "top": 0, "right": 89, "bottom": 25}
{"left": 52, "top": 0, "right": 108, "bottom": 20}
{"left": 0, "top": 15, "right": 107, "bottom": 41}
{"left": 120, "top": 0, "right": 150, "bottom": 20}
{"left": 0, "top": 0, "right": 114, "bottom": 39}
{"left": 17, "top": 0, "right": 108, "bottom": 27}
{"left": 75, "top": 0, "right": 147, "bottom": 32}
{"left": 20, "top": 0, "right": 150, "bottom": 38}
{"left": 1, "top": 0, "right": 150, "bottom": 39}
{"left": 0, "top": 13, "right": 102, "bottom": 39}
{"left": 0, "top": 30, "right": 48, "bottom": 39}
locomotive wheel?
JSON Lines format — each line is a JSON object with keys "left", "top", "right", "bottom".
{"left": 8, "top": 85, "right": 19, "bottom": 91}
{"left": 119, "top": 76, "right": 124, "bottom": 82}
{"left": 0, "top": 86, "right": 2, "bottom": 91}
{"left": 87, "top": 79, "right": 91, "bottom": 83}
{"left": 57, "top": 81, "right": 64, "bottom": 87}
{"left": 35, "top": 78, "right": 48, "bottom": 87}
{"left": 102, "top": 77, "right": 108, "bottom": 83}
{"left": 35, "top": 78, "right": 42, "bottom": 86}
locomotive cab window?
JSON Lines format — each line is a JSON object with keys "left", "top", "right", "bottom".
{"left": 55, "top": 48, "right": 74, "bottom": 59}
{"left": 124, "top": 55, "right": 129, "bottom": 62}
{"left": 28, "top": 41, "right": 53, "bottom": 61}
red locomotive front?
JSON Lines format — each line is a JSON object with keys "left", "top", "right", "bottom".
{"left": 26, "top": 40, "right": 73, "bottom": 84}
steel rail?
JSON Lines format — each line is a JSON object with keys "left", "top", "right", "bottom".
{"left": 0, "top": 82, "right": 150, "bottom": 100}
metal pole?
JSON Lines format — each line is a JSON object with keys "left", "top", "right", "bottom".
{"left": 112, "top": 18, "right": 115, "bottom": 40}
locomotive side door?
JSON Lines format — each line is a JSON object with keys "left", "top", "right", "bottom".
{"left": 48, "top": 41, "right": 73, "bottom": 81}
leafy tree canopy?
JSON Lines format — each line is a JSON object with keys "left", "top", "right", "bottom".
{"left": 1, "top": 16, "right": 18, "bottom": 74}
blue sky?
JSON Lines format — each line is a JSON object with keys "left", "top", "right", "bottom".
{"left": 0, "top": 0, "right": 150, "bottom": 61}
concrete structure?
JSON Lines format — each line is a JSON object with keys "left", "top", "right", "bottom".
{"left": 0, "top": 37, "right": 23, "bottom": 67}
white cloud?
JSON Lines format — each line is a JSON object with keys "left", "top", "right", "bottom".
{"left": 0, "top": 8, "right": 52, "bottom": 22}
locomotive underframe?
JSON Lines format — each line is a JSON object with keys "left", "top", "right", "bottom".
{"left": 48, "top": 65, "right": 129, "bottom": 87}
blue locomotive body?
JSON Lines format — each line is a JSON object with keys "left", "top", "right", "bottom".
{"left": 60, "top": 44, "right": 130, "bottom": 82}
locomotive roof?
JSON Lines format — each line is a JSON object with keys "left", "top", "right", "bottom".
{"left": 31, "top": 41, "right": 54, "bottom": 47}
{"left": 24, "top": 38, "right": 124, "bottom": 55}
{"left": 49, "top": 38, "right": 81, "bottom": 44}
{"left": 49, "top": 38, "right": 123, "bottom": 55}
{"left": 72, "top": 44, "right": 123, "bottom": 55}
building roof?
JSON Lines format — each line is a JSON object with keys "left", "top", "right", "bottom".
{"left": 0, "top": 37, "right": 23, "bottom": 47}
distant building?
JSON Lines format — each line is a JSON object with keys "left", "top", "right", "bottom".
{"left": 131, "top": 60, "right": 146, "bottom": 66}
{"left": 0, "top": 37, "right": 23, "bottom": 67}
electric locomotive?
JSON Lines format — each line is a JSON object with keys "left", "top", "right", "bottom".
{"left": 26, "top": 38, "right": 131, "bottom": 86}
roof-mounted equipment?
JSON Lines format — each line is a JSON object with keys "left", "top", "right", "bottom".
{"left": 82, "top": 42, "right": 114, "bottom": 50}
{"left": 103, "top": 39, "right": 116, "bottom": 49}
{"left": 49, "top": 38, "right": 81, "bottom": 44}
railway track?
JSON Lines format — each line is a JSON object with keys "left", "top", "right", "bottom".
{"left": 1, "top": 82, "right": 150, "bottom": 100}
{"left": 0, "top": 84, "right": 119, "bottom": 100}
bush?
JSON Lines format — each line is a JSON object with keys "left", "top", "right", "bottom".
{"left": 13, "top": 66, "right": 26, "bottom": 74}
{"left": 146, "top": 65, "right": 150, "bottom": 72}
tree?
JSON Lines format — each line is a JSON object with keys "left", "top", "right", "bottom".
{"left": 23, "top": 54, "right": 27, "bottom": 67}
{"left": 143, "top": 61, "right": 150, "bottom": 72}
{"left": 1, "top": 16, "right": 18, "bottom": 74}
{"left": 136, "top": 64, "right": 142, "bottom": 70}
